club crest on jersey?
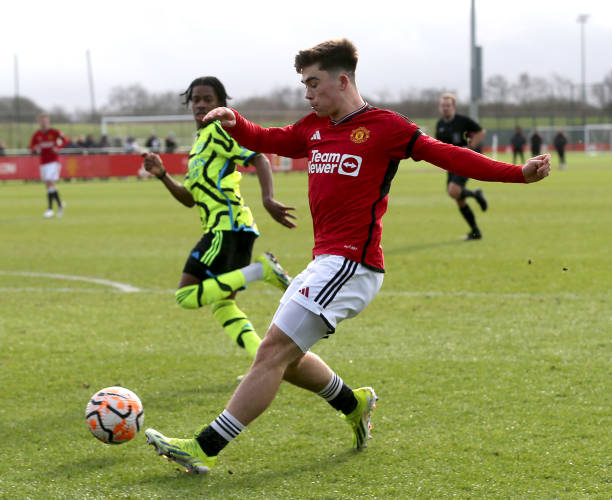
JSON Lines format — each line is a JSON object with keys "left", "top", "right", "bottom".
{"left": 349, "top": 126, "right": 370, "bottom": 144}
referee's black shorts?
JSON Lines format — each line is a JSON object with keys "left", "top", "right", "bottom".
{"left": 446, "top": 171, "right": 469, "bottom": 187}
{"left": 183, "top": 230, "right": 257, "bottom": 281}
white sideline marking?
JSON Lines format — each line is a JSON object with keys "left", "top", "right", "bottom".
{"left": 0, "top": 273, "right": 607, "bottom": 301}
{"left": 1, "top": 271, "right": 607, "bottom": 301}
{"left": 0, "top": 271, "right": 143, "bottom": 293}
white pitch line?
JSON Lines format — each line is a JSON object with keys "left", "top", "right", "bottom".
{"left": 1, "top": 271, "right": 607, "bottom": 301}
{"left": 377, "top": 290, "right": 610, "bottom": 300}
{"left": 0, "top": 271, "right": 144, "bottom": 293}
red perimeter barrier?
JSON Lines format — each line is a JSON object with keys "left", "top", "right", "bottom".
{"left": 0, "top": 153, "right": 308, "bottom": 181}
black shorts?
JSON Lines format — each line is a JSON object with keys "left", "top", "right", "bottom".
{"left": 183, "top": 230, "right": 257, "bottom": 281}
{"left": 446, "top": 172, "right": 469, "bottom": 187}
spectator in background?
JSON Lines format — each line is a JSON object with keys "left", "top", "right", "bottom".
{"left": 76, "top": 136, "right": 87, "bottom": 151}
{"left": 63, "top": 136, "right": 77, "bottom": 149}
{"left": 165, "top": 132, "right": 178, "bottom": 153}
{"left": 124, "top": 136, "right": 140, "bottom": 154}
{"left": 98, "top": 134, "right": 110, "bottom": 149}
{"left": 553, "top": 129, "right": 568, "bottom": 170}
{"left": 510, "top": 126, "right": 526, "bottom": 164}
{"left": 84, "top": 134, "right": 97, "bottom": 151}
{"left": 0, "top": 140, "right": 6, "bottom": 156}
{"left": 530, "top": 129, "right": 543, "bottom": 157}
{"left": 29, "top": 112, "right": 68, "bottom": 218}
{"left": 145, "top": 132, "right": 161, "bottom": 152}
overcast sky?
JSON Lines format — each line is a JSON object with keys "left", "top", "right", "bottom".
{"left": 2, "top": 0, "right": 611, "bottom": 112}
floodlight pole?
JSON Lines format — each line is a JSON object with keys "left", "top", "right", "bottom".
{"left": 577, "top": 14, "right": 589, "bottom": 125}
{"left": 470, "top": 0, "right": 481, "bottom": 120}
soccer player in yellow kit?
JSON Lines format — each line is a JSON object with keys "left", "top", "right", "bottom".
{"left": 142, "top": 76, "right": 295, "bottom": 358}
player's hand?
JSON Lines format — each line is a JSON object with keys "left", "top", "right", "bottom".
{"left": 141, "top": 152, "right": 165, "bottom": 178}
{"left": 263, "top": 197, "right": 297, "bottom": 229}
{"left": 522, "top": 154, "right": 551, "bottom": 183}
{"left": 202, "top": 107, "right": 236, "bottom": 128}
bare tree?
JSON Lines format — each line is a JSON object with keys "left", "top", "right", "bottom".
{"left": 550, "top": 73, "right": 573, "bottom": 100}
{"left": 103, "top": 84, "right": 183, "bottom": 115}
{"left": 485, "top": 74, "right": 510, "bottom": 104}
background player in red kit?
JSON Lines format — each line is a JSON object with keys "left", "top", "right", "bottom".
{"left": 29, "top": 112, "right": 68, "bottom": 218}
{"left": 145, "top": 38, "right": 551, "bottom": 474}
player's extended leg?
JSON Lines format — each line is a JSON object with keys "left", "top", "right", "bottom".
{"left": 146, "top": 317, "right": 376, "bottom": 473}
{"left": 145, "top": 325, "right": 308, "bottom": 473}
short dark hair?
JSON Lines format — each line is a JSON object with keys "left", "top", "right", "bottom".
{"left": 181, "top": 76, "right": 231, "bottom": 106}
{"left": 294, "top": 39, "right": 358, "bottom": 80}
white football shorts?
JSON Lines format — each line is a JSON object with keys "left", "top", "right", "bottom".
{"left": 271, "top": 254, "right": 384, "bottom": 352}
{"left": 40, "top": 161, "right": 61, "bottom": 182}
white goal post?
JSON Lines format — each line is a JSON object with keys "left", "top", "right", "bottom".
{"left": 532, "top": 124, "right": 612, "bottom": 153}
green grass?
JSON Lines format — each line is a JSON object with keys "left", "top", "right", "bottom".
{"left": 0, "top": 152, "right": 610, "bottom": 498}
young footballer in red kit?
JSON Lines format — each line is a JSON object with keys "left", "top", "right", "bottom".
{"left": 29, "top": 112, "right": 68, "bottom": 218}
{"left": 145, "top": 39, "right": 551, "bottom": 474}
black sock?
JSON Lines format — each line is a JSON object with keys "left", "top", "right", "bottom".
{"left": 460, "top": 188, "right": 474, "bottom": 199}
{"left": 459, "top": 205, "right": 478, "bottom": 231}
{"left": 318, "top": 373, "right": 358, "bottom": 415}
{"left": 52, "top": 191, "right": 62, "bottom": 208}
{"left": 47, "top": 192, "right": 53, "bottom": 209}
{"left": 329, "top": 384, "right": 358, "bottom": 415}
{"left": 196, "top": 410, "right": 244, "bottom": 456}
{"left": 196, "top": 426, "right": 229, "bottom": 457}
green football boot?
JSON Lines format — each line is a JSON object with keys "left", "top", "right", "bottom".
{"left": 256, "top": 252, "right": 291, "bottom": 291}
{"left": 342, "top": 387, "right": 378, "bottom": 449}
{"left": 145, "top": 428, "right": 216, "bottom": 474}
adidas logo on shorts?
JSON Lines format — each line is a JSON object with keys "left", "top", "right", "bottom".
{"left": 298, "top": 287, "right": 310, "bottom": 297}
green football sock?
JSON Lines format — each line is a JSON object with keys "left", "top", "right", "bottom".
{"left": 212, "top": 299, "right": 261, "bottom": 357}
{"left": 175, "top": 270, "right": 246, "bottom": 309}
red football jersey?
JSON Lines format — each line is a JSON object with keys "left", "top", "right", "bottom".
{"left": 229, "top": 104, "right": 524, "bottom": 271}
{"left": 29, "top": 128, "right": 67, "bottom": 165}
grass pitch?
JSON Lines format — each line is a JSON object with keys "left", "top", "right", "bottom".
{"left": 0, "top": 152, "right": 610, "bottom": 499}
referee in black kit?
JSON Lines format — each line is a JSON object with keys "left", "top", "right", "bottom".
{"left": 436, "top": 93, "right": 488, "bottom": 240}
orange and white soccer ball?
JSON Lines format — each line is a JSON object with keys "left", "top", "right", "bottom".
{"left": 85, "top": 386, "right": 144, "bottom": 444}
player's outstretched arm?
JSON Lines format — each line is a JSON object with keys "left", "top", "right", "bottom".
{"left": 251, "top": 154, "right": 296, "bottom": 229}
{"left": 202, "top": 107, "right": 236, "bottom": 128}
{"left": 142, "top": 152, "right": 195, "bottom": 207}
{"left": 522, "top": 154, "right": 551, "bottom": 183}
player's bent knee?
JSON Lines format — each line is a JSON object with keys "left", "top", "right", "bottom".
{"left": 175, "top": 284, "right": 204, "bottom": 309}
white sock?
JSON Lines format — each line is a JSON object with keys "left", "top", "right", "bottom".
{"left": 241, "top": 262, "right": 264, "bottom": 283}
{"left": 210, "top": 410, "right": 245, "bottom": 442}
{"left": 317, "top": 372, "right": 343, "bottom": 401}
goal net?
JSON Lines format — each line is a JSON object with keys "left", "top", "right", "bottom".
{"left": 534, "top": 124, "right": 612, "bottom": 154}
{"left": 100, "top": 114, "right": 195, "bottom": 152}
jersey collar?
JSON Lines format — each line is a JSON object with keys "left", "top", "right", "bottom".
{"left": 330, "top": 102, "right": 370, "bottom": 126}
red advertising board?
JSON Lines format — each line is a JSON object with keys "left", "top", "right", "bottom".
{"left": 0, "top": 153, "right": 307, "bottom": 181}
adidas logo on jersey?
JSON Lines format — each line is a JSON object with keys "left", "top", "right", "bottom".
{"left": 310, "top": 130, "right": 321, "bottom": 141}
{"left": 298, "top": 287, "right": 310, "bottom": 297}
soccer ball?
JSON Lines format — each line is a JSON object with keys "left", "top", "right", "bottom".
{"left": 85, "top": 386, "right": 144, "bottom": 444}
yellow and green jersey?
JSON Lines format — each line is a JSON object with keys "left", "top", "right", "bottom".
{"left": 184, "top": 120, "right": 259, "bottom": 234}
